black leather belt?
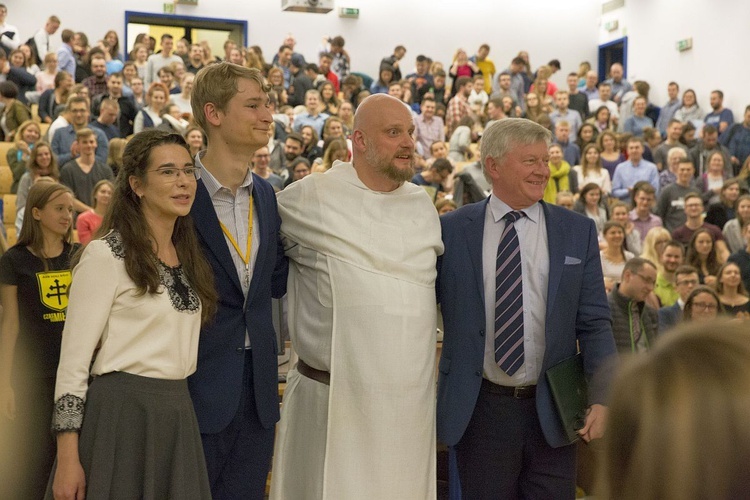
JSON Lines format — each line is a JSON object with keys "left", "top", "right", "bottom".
{"left": 297, "top": 359, "right": 330, "bottom": 386}
{"left": 481, "top": 378, "right": 536, "bottom": 399}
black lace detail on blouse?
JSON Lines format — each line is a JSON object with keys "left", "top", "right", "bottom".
{"left": 103, "top": 231, "right": 199, "bottom": 314}
{"left": 157, "top": 261, "right": 200, "bottom": 314}
{"left": 52, "top": 393, "right": 85, "bottom": 433}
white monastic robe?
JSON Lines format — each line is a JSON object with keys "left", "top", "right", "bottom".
{"left": 271, "top": 162, "right": 444, "bottom": 500}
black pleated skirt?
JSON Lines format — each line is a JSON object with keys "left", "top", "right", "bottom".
{"left": 47, "top": 371, "right": 211, "bottom": 499}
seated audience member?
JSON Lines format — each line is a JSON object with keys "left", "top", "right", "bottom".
{"left": 654, "top": 240, "right": 685, "bottom": 307}
{"left": 697, "top": 151, "right": 729, "bottom": 204}
{"left": 411, "top": 158, "right": 453, "bottom": 201}
{"left": 607, "top": 257, "right": 659, "bottom": 354}
{"left": 597, "top": 130, "right": 625, "bottom": 179}
{"left": 81, "top": 54, "right": 108, "bottom": 98}
{"left": 671, "top": 192, "right": 730, "bottom": 260}
{"left": 715, "top": 262, "right": 750, "bottom": 318}
{"left": 129, "top": 76, "right": 145, "bottom": 109}
{"left": 574, "top": 183, "right": 607, "bottom": 232}
{"left": 565, "top": 72, "right": 589, "bottom": 120}
{"left": 107, "top": 137, "right": 127, "bottom": 177}
{"left": 170, "top": 72, "right": 194, "bottom": 115}
{"left": 523, "top": 91, "right": 552, "bottom": 130}
{"left": 293, "top": 89, "right": 329, "bottom": 137}
{"left": 544, "top": 144, "right": 572, "bottom": 202}
{"left": 673, "top": 89, "right": 703, "bottom": 123}
{"left": 728, "top": 221, "right": 750, "bottom": 292}
{"left": 158, "top": 102, "right": 189, "bottom": 135}
{"left": 283, "top": 132, "right": 305, "bottom": 170}
{"left": 184, "top": 127, "right": 205, "bottom": 159}
{"left": 587, "top": 82, "right": 619, "bottom": 124}
{"left": 318, "top": 81, "right": 340, "bottom": 116}
{"left": 679, "top": 121, "right": 698, "bottom": 149}
{"left": 16, "top": 141, "right": 60, "bottom": 213}
{"left": 89, "top": 98, "right": 121, "bottom": 141}
{"left": 724, "top": 194, "right": 750, "bottom": 253}
{"left": 320, "top": 137, "right": 348, "bottom": 171}
{"left": 0, "top": 81, "right": 32, "bottom": 141}
{"left": 445, "top": 76, "right": 474, "bottom": 138}
{"left": 299, "top": 125, "right": 323, "bottom": 163}
{"left": 414, "top": 98, "right": 444, "bottom": 159}
{"left": 655, "top": 159, "right": 697, "bottom": 232}
{"left": 653, "top": 119, "right": 687, "bottom": 170}
{"left": 658, "top": 265, "right": 699, "bottom": 332}
{"left": 612, "top": 137, "right": 659, "bottom": 201}
{"left": 7, "top": 120, "right": 41, "bottom": 193}
{"left": 435, "top": 198, "right": 457, "bottom": 215}
{"left": 448, "top": 49, "right": 480, "bottom": 100}
{"left": 448, "top": 116, "right": 475, "bottom": 163}
{"left": 682, "top": 286, "right": 721, "bottom": 323}
{"left": 133, "top": 82, "right": 168, "bottom": 133}
{"left": 610, "top": 201, "right": 642, "bottom": 255}
{"left": 549, "top": 90, "right": 582, "bottom": 136}
{"left": 75, "top": 179, "right": 113, "bottom": 245}
{"left": 623, "top": 96, "right": 654, "bottom": 137}
{"left": 467, "top": 75, "right": 489, "bottom": 115}
{"left": 686, "top": 227, "right": 723, "bottom": 286}
{"left": 602, "top": 320, "right": 750, "bottom": 500}
{"left": 655, "top": 81, "right": 681, "bottom": 134}
{"left": 91, "top": 72, "right": 137, "bottom": 137}
{"left": 639, "top": 226, "right": 672, "bottom": 272}
{"left": 704, "top": 90, "right": 734, "bottom": 135}
{"left": 575, "top": 123, "right": 598, "bottom": 151}
{"left": 51, "top": 96, "right": 109, "bottom": 165}
{"left": 721, "top": 106, "right": 750, "bottom": 173}
{"left": 587, "top": 105, "right": 614, "bottom": 133}
{"left": 370, "top": 65, "right": 395, "bottom": 95}
{"left": 629, "top": 181, "right": 663, "bottom": 244}
{"left": 552, "top": 120, "right": 580, "bottom": 166}
{"left": 59, "top": 128, "right": 115, "bottom": 214}
{"left": 705, "top": 178, "right": 741, "bottom": 230}
{"left": 555, "top": 190, "right": 575, "bottom": 210}
{"left": 601, "top": 221, "right": 635, "bottom": 290}
{"left": 689, "top": 124, "right": 730, "bottom": 177}
{"left": 641, "top": 127, "right": 662, "bottom": 163}
{"left": 251, "top": 146, "right": 284, "bottom": 192}
{"left": 38, "top": 71, "right": 74, "bottom": 124}
{"left": 286, "top": 156, "right": 311, "bottom": 185}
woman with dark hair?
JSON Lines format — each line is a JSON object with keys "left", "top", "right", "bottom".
{"left": 50, "top": 130, "right": 217, "bottom": 499}
{"left": 300, "top": 124, "right": 323, "bottom": 162}
{"left": 597, "top": 130, "right": 625, "bottom": 179}
{"left": 0, "top": 81, "right": 32, "bottom": 141}
{"left": 587, "top": 105, "right": 614, "bottom": 132}
{"left": 600, "top": 220, "right": 634, "bottom": 289}
{"left": 682, "top": 286, "right": 720, "bottom": 322}
{"left": 574, "top": 182, "right": 608, "bottom": 233}
{"left": 575, "top": 122, "right": 599, "bottom": 150}
{"left": 715, "top": 262, "right": 750, "bottom": 317}
{"left": 523, "top": 91, "right": 552, "bottom": 130}
{"left": 705, "top": 178, "right": 741, "bottom": 229}
{"left": 679, "top": 121, "right": 697, "bottom": 149}
{"left": 318, "top": 80, "right": 340, "bottom": 116}
{"left": 370, "top": 65, "right": 394, "bottom": 94}
{"left": 103, "top": 30, "right": 122, "bottom": 61}
{"left": 0, "top": 182, "right": 77, "bottom": 499}
{"left": 686, "top": 228, "right": 723, "bottom": 286}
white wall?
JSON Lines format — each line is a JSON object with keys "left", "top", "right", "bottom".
{"left": 599, "top": 0, "right": 749, "bottom": 118}
{"left": 13, "top": 0, "right": 600, "bottom": 88}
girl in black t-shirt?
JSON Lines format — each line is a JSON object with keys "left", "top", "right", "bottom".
{"left": 0, "top": 181, "right": 77, "bottom": 500}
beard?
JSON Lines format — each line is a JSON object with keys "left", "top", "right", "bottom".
{"left": 364, "top": 141, "right": 415, "bottom": 184}
{"left": 285, "top": 151, "right": 299, "bottom": 162}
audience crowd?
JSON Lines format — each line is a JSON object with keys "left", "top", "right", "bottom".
{"left": 1, "top": 4, "right": 750, "bottom": 497}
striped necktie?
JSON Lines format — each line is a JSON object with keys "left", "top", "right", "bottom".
{"left": 494, "top": 210, "right": 525, "bottom": 375}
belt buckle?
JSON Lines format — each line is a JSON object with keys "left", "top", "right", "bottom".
{"left": 513, "top": 386, "right": 531, "bottom": 398}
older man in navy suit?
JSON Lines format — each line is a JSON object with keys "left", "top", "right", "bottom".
{"left": 437, "top": 118, "right": 617, "bottom": 498}
{"left": 188, "top": 63, "right": 287, "bottom": 500}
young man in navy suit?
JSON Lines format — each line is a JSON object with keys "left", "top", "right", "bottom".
{"left": 188, "top": 62, "right": 287, "bottom": 500}
{"left": 437, "top": 118, "right": 617, "bottom": 498}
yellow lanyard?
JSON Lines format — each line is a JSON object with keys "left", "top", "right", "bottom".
{"left": 219, "top": 194, "right": 253, "bottom": 288}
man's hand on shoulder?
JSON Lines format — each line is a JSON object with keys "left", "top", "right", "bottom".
{"left": 578, "top": 403, "right": 607, "bottom": 443}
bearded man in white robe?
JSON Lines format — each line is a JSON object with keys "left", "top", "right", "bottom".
{"left": 271, "top": 94, "right": 443, "bottom": 499}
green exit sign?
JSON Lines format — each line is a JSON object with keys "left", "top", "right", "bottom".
{"left": 339, "top": 7, "right": 359, "bottom": 18}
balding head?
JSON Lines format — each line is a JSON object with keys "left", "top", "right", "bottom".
{"left": 351, "top": 94, "right": 416, "bottom": 192}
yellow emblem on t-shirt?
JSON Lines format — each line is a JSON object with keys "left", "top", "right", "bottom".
{"left": 37, "top": 270, "right": 73, "bottom": 312}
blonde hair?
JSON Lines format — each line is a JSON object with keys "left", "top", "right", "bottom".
{"left": 639, "top": 226, "right": 671, "bottom": 272}
{"left": 191, "top": 62, "right": 269, "bottom": 134}
{"left": 601, "top": 320, "right": 750, "bottom": 499}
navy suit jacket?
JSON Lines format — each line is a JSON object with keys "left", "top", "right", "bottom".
{"left": 188, "top": 175, "right": 288, "bottom": 434}
{"left": 658, "top": 302, "right": 682, "bottom": 333}
{"left": 436, "top": 198, "right": 617, "bottom": 449}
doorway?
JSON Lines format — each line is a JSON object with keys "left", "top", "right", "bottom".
{"left": 124, "top": 11, "right": 248, "bottom": 59}
{"left": 598, "top": 36, "right": 628, "bottom": 81}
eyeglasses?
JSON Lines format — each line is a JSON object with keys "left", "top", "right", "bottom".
{"left": 148, "top": 166, "right": 200, "bottom": 181}
{"left": 692, "top": 302, "right": 718, "bottom": 312}
{"left": 635, "top": 273, "right": 656, "bottom": 286}
{"left": 676, "top": 279, "right": 699, "bottom": 286}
